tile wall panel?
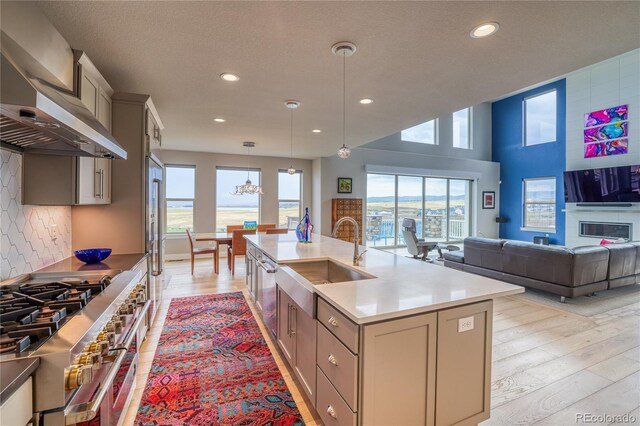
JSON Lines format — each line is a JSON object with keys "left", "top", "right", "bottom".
{"left": 0, "top": 150, "right": 71, "bottom": 280}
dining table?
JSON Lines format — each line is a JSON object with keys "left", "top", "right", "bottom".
{"left": 194, "top": 232, "right": 234, "bottom": 273}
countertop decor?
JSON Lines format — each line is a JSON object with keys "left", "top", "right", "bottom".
{"left": 74, "top": 248, "right": 112, "bottom": 264}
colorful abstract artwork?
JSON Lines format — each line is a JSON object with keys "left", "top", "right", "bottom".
{"left": 584, "top": 121, "right": 628, "bottom": 143}
{"left": 584, "top": 104, "right": 628, "bottom": 127}
{"left": 584, "top": 139, "right": 629, "bottom": 158}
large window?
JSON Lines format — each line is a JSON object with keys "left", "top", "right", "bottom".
{"left": 525, "top": 90, "right": 556, "bottom": 146}
{"left": 278, "top": 170, "right": 302, "bottom": 229}
{"left": 366, "top": 174, "right": 472, "bottom": 247}
{"left": 523, "top": 177, "right": 556, "bottom": 230}
{"left": 452, "top": 107, "right": 471, "bottom": 149}
{"left": 401, "top": 119, "right": 437, "bottom": 145}
{"left": 165, "top": 165, "right": 195, "bottom": 233}
{"left": 216, "top": 167, "right": 260, "bottom": 232}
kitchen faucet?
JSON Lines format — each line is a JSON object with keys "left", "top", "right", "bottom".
{"left": 332, "top": 217, "right": 367, "bottom": 266}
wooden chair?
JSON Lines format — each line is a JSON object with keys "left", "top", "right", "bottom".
{"left": 186, "top": 228, "right": 218, "bottom": 275}
{"left": 227, "top": 229, "right": 255, "bottom": 275}
{"left": 257, "top": 224, "right": 276, "bottom": 232}
{"left": 266, "top": 228, "right": 289, "bottom": 234}
{"left": 226, "top": 225, "right": 243, "bottom": 232}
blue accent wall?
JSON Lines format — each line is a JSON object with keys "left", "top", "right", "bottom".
{"left": 492, "top": 80, "right": 566, "bottom": 245}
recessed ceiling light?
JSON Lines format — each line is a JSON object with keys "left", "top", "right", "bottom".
{"left": 213, "top": 117, "right": 226, "bottom": 123}
{"left": 220, "top": 73, "right": 239, "bottom": 82}
{"left": 359, "top": 98, "right": 374, "bottom": 105}
{"left": 312, "top": 129, "right": 322, "bottom": 133}
{"left": 470, "top": 22, "right": 499, "bottom": 38}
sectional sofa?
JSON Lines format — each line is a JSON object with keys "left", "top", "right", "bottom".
{"left": 444, "top": 237, "right": 640, "bottom": 302}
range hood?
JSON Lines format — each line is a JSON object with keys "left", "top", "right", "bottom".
{"left": 0, "top": 54, "right": 127, "bottom": 159}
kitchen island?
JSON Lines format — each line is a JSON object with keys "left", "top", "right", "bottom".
{"left": 246, "top": 233, "right": 523, "bottom": 426}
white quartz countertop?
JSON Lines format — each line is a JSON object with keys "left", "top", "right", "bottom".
{"left": 246, "top": 234, "right": 524, "bottom": 324}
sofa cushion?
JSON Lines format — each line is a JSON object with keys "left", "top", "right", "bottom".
{"left": 570, "top": 246, "right": 610, "bottom": 286}
{"left": 632, "top": 242, "right": 640, "bottom": 275}
{"left": 462, "top": 237, "right": 505, "bottom": 271}
{"left": 604, "top": 243, "right": 637, "bottom": 280}
{"left": 502, "top": 241, "right": 574, "bottom": 286}
{"left": 443, "top": 251, "right": 464, "bottom": 263}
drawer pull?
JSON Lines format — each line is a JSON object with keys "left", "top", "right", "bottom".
{"left": 328, "top": 354, "right": 338, "bottom": 366}
{"left": 327, "top": 405, "right": 338, "bottom": 419}
{"left": 327, "top": 316, "right": 338, "bottom": 327}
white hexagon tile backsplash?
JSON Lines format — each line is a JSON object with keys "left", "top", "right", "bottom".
{"left": 0, "top": 150, "right": 72, "bottom": 280}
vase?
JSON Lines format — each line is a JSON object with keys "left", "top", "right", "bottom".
{"left": 296, "top": 207, "right": 313, "bottom": 243}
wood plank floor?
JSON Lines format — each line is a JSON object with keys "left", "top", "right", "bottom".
{"left": 122, "top": 258, "right": 639, "bottom": 426}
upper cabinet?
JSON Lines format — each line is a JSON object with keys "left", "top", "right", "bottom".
{"left": 74, "top": 50, "right": 113, "bottom": 132}
{"left": 145, "top": 99, "right": 163, "bottom": 154}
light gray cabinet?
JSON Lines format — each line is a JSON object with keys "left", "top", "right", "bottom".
{"left": 75, "top": 50, "right": 113, "bottom": 133}
{"left": 76, "top": 157, "right": 110, "bottom": 205}
{"left": 276, "top": 286, "right": 317, "bottom": 404}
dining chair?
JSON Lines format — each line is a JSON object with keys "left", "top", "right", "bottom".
{"left": 266, "top": 228, "right": 289, "bottom": 234}
{"left": 227, "top": 229, "right": 256, "bottom": 275}
{"left": 257, "top": 224, "right": 276, "bottom": 231}
{"left": 226, "top": 225, "right": 243, "bottom": 232}
{"left": 186, "top": 228, "right": 218, "bottom": 274}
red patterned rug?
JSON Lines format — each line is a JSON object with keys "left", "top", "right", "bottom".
{"left": 135, "top": 292, "right": 304, "bottom": 425}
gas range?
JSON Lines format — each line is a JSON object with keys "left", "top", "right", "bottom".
{"left": 0, "top": 274, "right": 113, "bottom": 356}
{"left": 0, "top": 269, "right": 148, "bottom": 426}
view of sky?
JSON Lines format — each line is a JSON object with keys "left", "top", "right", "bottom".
{"left": 401, "top": 119, "right": 435, "bottom": 144}
{"left": 278, "top": 171, "right": 302, "bottom": 200}
{"left": 217, "top": 169, "right": 261, "bottom": 207}
{"left": 367, "top": 174, "right": 469, "bottom": 200}
{"left": 166, "top": 166, "right": 195, "bottom": 199}
{"left": 526, "top": 90, "right": 557, "bottom": 145}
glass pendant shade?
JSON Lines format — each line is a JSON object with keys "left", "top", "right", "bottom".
{"left": 337, "top": 144, "right": 351, "bottom": 159}
{"left": 287, "top": 166, "right": 296, "bottom": 175}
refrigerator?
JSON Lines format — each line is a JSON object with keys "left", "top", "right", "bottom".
{"left": 147, "top": 153, "right": 165, "bottom": 323}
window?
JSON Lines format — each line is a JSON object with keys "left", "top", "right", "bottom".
{"left": 525, "top": 90, "right": 556, "bottom": 146}
{"left": 452, "top": 108, "right": 471, "bottom": 149}
{"left": 165, "top": 165, "right": 195, "bottom": 233}
{"left": 216, "top": 167, "right": 261, "bottom": 232}
{"left": 278, "top": 170, "right": 302, "bottom": 229}
{"left": 401, "top": 119, "right": 437, "bottom": 144}
{"left": 523, "top": 177, "right": 556, "bottom": 230}
{"left": 365, "top": 173, "right": 472, "bottom": 248}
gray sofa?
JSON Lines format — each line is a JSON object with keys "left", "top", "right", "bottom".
{"left": 444, "top": 237, "right": 639, "bottom": 301}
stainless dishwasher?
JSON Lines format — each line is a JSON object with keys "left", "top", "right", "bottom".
{"left": 257, "top": 252, "right": 278, "bottom": 337}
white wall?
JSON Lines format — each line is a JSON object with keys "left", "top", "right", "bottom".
{"left": 158, "top": 149, "right": 313, "bottom": 258}
{"left": 0, "top": 151, "right": 72, "bottom": 279}
{"left": 317, "top": 148, "right": 501, "bottom": 241}
{"left": 362, "top": 102, "right": 492, "bottom": 162}
{"left": 565, "top": 50, "right": 640, "bottom": 247}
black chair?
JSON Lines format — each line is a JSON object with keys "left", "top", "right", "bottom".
{"left": 402, "top": 218, "right": 438, "bottom": 262}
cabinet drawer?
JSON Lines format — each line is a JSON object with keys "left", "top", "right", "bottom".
{"left": 317, "top": 367, "right": 357, "bottom": 426}
{"left": 317, "top": 322, "right": 358, "bottom": 411}
{"left": 317, "top": 298, "right": 359, "bottom": 353}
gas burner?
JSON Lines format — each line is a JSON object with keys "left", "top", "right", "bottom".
{"left": 0, "top": 274, "right": 113, "bottom": 354}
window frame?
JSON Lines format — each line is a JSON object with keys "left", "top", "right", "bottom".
{"left": 278, "top": 169, "right": 303, "bottom": 229}
{"left": 523, "top": 89, "right": 557, "bottom": 147}
{"left": 400, "top": 119, "right": 439, "bottom": 145}
{"left": 522, "top": 176, "right": 557, "bottom": 232}
{"left": 165, "top": 164, "right": 196, "bottom": 234}
{"left": 452, "top": 107, "right": 472, "bottom": 149}
{"left": 215, "top": 166, "right": 262, "bottom": 231}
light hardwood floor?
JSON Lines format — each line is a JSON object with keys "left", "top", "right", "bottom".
{"left": 122, "top": 258, "right": 639, "bottom": 426}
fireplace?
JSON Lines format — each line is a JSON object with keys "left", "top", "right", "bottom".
{"left": 579, "top": 221, "right": 632, "bottom": 240}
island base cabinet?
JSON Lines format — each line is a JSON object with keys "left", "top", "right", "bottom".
{"left": 435, "top": 300, "right": 493, "bottom": 426}
{"left": 360, "top": 312, "right": 437, "bottom": 426}
{"left": 277, "top": 287, "right": 295, "bottom": 364}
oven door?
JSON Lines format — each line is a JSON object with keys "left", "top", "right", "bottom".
{"left": 257, "top": 258, "right": 277, "bottom": 337}
{"left": 63, "top": 301, "right": 150, "bottom": 426}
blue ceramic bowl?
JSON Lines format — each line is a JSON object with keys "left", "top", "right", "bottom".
{"left": 74, "top": 248, "right": 112, "bottom": 264}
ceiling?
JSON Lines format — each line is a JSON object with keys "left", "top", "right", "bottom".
{"left": 33, "top": 1, "right": 640, "bottom": 159}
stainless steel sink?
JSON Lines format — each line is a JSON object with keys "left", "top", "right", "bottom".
{"left": 286, "top": 259, "right": 376, "bottom": 285}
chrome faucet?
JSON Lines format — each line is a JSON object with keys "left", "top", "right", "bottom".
{"left": 332, "top": 216, "right": 367, "bottom": 266}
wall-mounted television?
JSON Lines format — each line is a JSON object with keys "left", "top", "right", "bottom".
{"left": 564, "top": 165, "right": 640, "bottom": 203}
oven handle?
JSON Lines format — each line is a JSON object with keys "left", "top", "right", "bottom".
{"left": 64, "top": 300, "right": 150, "bottom": 425}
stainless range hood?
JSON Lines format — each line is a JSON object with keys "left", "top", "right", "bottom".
{"left": 0, "top": 53, "right": 127, "bottom": 159}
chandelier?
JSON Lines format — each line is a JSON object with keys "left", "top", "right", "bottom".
{"left": 332, "top": 41, "right": 356, "bottom": 159}
{"left": 231, "top": 141, "right": 264, "bottom": 195}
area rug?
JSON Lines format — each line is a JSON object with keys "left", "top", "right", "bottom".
{"left": 513, "top": 285, "right": 640, "bottom": 317}
{"left": 135, "top": 292, "right": 304, "bottom": 425}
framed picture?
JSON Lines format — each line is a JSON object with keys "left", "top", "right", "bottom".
{"left": 482, "top": 191, "right": 495, "bottom": 209}
{"left": 338, "top": 177, "right": 352, "bottom": 194}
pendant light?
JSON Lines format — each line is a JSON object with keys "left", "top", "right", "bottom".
{"left": 284, "top": 100, "right": 300, "bottom": 174}
{"left": 231, "top": 141, "right": 264, "bottom": 195}
{"left": 332, "top": 41, "right": 356, "bottom": 159}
